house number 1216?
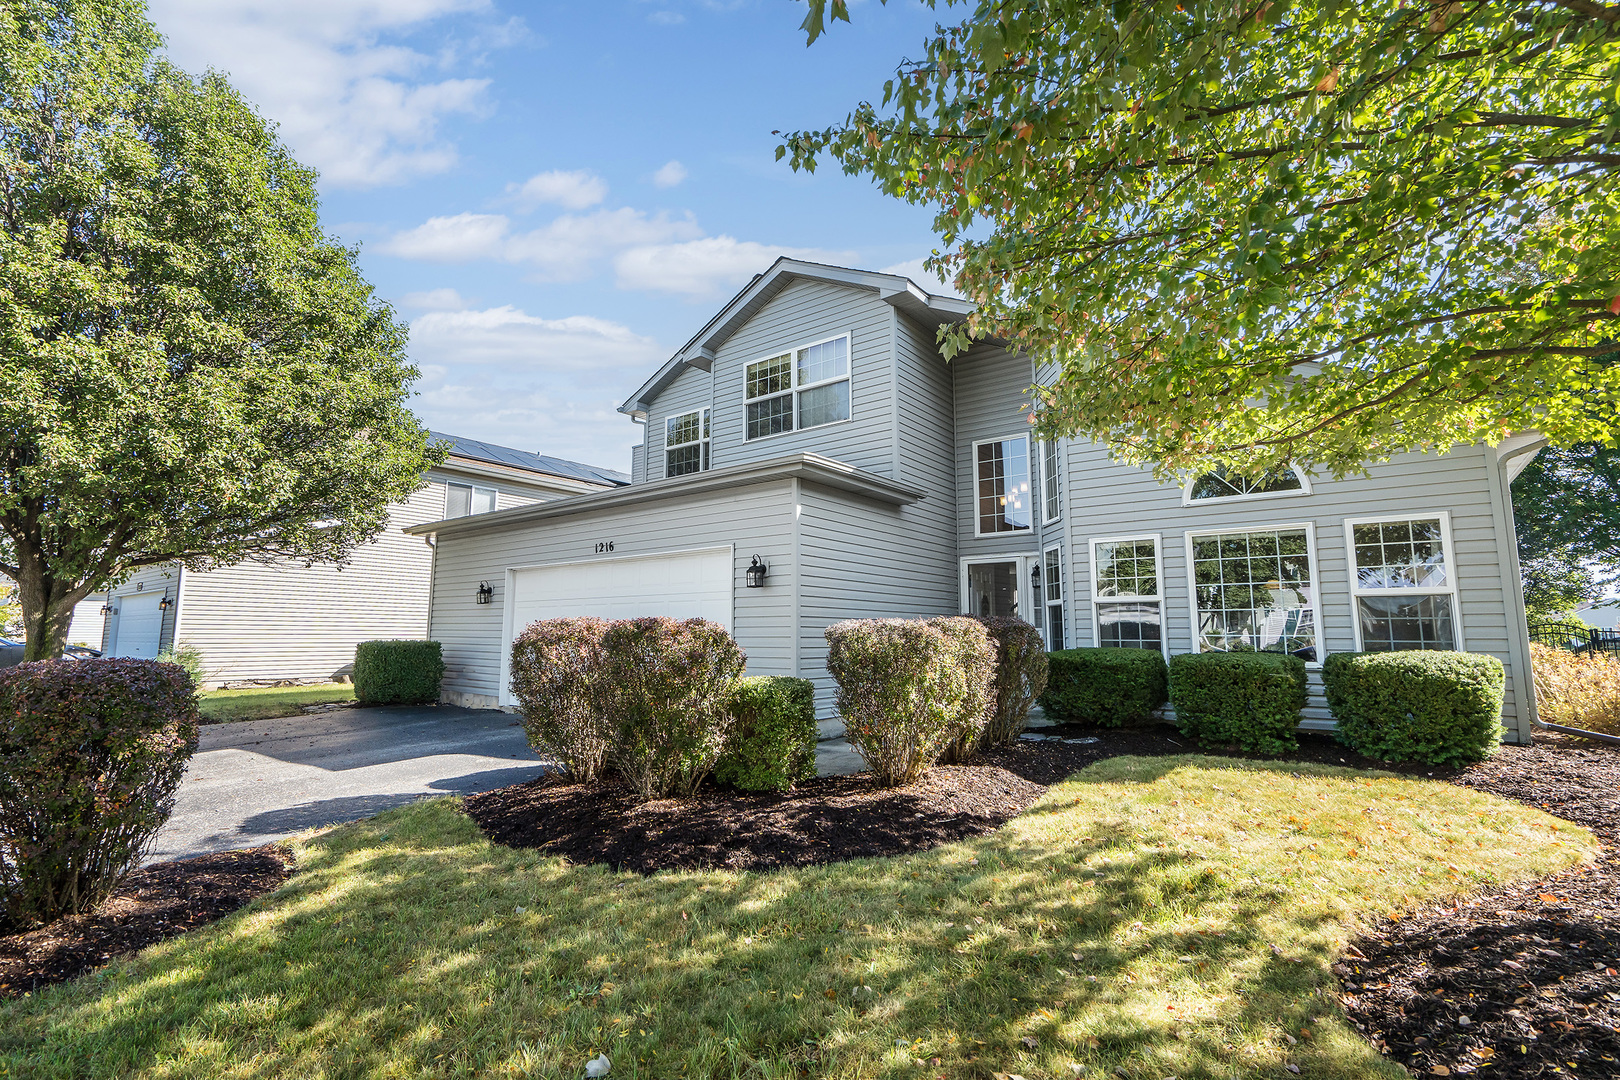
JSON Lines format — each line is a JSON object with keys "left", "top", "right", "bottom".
{"left": 594, "top": 541, "right": 615, "bottom": 553}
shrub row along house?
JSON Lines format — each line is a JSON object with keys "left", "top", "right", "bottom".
{"left": 70, "top": 434, "right": 626, "bottom": 686}
{"left": 410, "top": 260, "right": 1543, "bottom": 744}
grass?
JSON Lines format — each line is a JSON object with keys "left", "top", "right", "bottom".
{"left": 197, "top": 683, "right": 356, "bottom": 723}
{"left": 0, "top": 755, "right": 1597, "bottom": 1079}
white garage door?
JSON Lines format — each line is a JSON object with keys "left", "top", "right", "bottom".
{"left": 112, "top": 592, "right": 164, "bottom": 659}
{"left": 509, "top": 548, "right": 733, "bottom": 642}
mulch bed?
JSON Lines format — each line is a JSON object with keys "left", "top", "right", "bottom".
{"left": 0, "top": 845, "right": 293, "bottom": 999}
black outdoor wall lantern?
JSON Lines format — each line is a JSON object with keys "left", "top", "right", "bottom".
{"left": 745, "top": 555, "right": 768, "bottom": 588}
{"left": 101, "top": 602, "right": 116, "bottom": 617}
{"left": 476, "top": 580, "right": 494, "bottom": 605}
{"left": 1030, "top": 562, "right": 1042, "bottom": 590}
{"left": 158, "top": 595, "right": 173, "bottom": 611}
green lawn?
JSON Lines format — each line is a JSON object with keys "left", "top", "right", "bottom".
{"left": 197, "top": 683, "right": 355, "bottom": 723}
{"left": 0, "top": 755, "right": 1596, "bottom": 1079}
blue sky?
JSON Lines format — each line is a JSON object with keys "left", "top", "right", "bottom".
{"left": 147, "top": 0, "right": 957, "bottom": 472}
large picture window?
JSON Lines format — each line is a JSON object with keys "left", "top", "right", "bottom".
{"left": 1187, "top": 525, "right": 1318, "bottom": 660}
{"left": 1090, "top": 535, "right": 1163, "bottom": 652}
{"left": 1043, "top": 545, "right": 1065, "bottom": 650}
{"left": 974, "top": 436, "right": 1032, "bottom": 535}
{"left": 665, "top": 408, "right": 709, "bottom": 477}
{"left": 445, "top": 482, "right": 496, "bottom": 519}
{"left": 744, "top": 334, "right": 851, "bottom": 440}
{"left": 1346, "top": 515, "right": 1460, "bottom": 651}
{"left": 1042, "top": 439, "right": 1061, "bottom": 523}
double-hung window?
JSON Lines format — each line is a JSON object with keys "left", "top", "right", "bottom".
{"left": 1090, "top": 535, "right": 1164, "bottom": 651}
{"left": 1188, "top": 525, "right": 1319, "bottom": 660}
{"left": 1042, "top": 439, "right": 1061, "bottom": 523}
{"left": 744, "top": 334, "right": 850, "bottom": 440}
{"left": 1346, "top": 515, "right": 1460, "bottom": 651}
{"left": 974, "top": 436, "right": 1032, "bottom": 535}
{"left": 665, "top": 408, "right": 709, "bottom": 477}
{"left": 445, "top": 482, "right": 496, "bottom": 518}
{"left": 1043, "top": 545, "right": 1066, "bottom": 650}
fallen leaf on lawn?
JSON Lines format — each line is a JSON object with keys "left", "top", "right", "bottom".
{"left": 1470, "top": 1047, "right": 1496, "bottom": 1060}
{"left": 1430, "top": 1067, "right": 1450, "bottom": 1076}
{"left": 1538, "top": 894, "right": 1560, "bottom": 903}
{"left": 824, "top": 989, "right": 836, "bottom": 999}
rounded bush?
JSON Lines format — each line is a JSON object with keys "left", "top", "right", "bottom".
{"left": 715, "top": 676, "right": 818, "bottom": 792}
{"left": 0, "top": 659, "right": 200, "bottom": 925}
{"left": 510, "top": 617, "right": 614, "bottom": 782}
{"left": 824, "top": 617, "right": 994, "bottom": 786}
{"left": 353, "top": 640, "right": 444, "bottom": 705}
{"left": 1039, "top": 647, "right": 1168, "bottom": 727}
{"left": 1167, "top": 651, "right": 1307, "bottom": 755}
{"left": 959, "top": 615, "right": 1049, "bottom": 753}
{"left": 1323, "top": 650, "right": 1504, "bottom": 765}
{"left": 604, "top": 617, "right": 746, "bottom": 798}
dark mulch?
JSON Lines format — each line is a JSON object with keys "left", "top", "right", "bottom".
{"left": 465, "top": 765, "right": 1047, "bottom": 874}
{"left": 0, "top": 845, "right": 294, "bottom": 999}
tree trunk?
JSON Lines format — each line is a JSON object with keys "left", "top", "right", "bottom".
{"left": 12, "top": 549, "right": 86, "bottom": 662}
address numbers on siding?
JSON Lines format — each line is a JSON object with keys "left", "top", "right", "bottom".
{"left": 594, "top": 541, "right": 616, "bottom": 554}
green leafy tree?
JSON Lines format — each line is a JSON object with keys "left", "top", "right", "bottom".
{"left": 0, "top": 0, "right": 440, "bottom": 661}
{"left": 1512, "top": 442, "right": 1620, "bottom": 615}
{"left": 783, "top": 1, "right": 1620, "bottom": 477}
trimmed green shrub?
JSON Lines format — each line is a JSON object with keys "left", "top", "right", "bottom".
{"left": 604, "top": 617, "right": 746, "bottom": 798}
{"left": 510, "top": 617, "right": 614, "bottom": 782}
{"left": 1167, "top": 651, "right": 1307, "bottom": 754}
{"left": 353, "top": 640, "right": 444, "bottom": 705}
{"left": 715, "top": 676, "right": 818, "bottom": 792}
{"left": 1323, "top": 650, "right": 1504, "bottom": 766}
{"left": 1039, "top": 647, "right": 1169, "bottom": 727}
{"left": 824, "top": 617, "right": 995, "bottom": 786}
{"left": 0, "top": 659, "right": 200, "bottom": 925}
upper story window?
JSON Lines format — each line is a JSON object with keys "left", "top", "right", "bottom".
{"left": 1042, "top": 439, "right": 1061, "bottom": 523}
{"left": 665, "top": 408, "right": 710, "bottom": 477}
{"left": 1184, "top": 464, "right": 1307, "bottom": 504}
{"left": 445, "top": 482, "right": 496, "bottom": 518}
{"left": 974, "top": 436, "right": 1032, "bottom": 535}
{"left": 744, "top": 334, "right": 851, "bottom": 440}
{"left": 1347, "top": 515, "right": 1459, "bottom": 651}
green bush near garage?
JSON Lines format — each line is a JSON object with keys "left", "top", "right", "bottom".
{"left": 1167, "top": 651, "right": 1307, "bottom": 754}
{"left": 1323, "top": 650, "right": 1504, "bottom": 766}
{"left": 353, "top": 640, "right": 445, "bottom": 706}
{"left": 1038, "top": 647, "right": 1168, "bottom": 727}
{"left": 715, "top": 676, "right": 818, "bottom": 792}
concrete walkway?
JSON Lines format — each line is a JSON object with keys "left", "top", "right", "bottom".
{"left": 150, "top": 705, "right": 550, "bottom": 862}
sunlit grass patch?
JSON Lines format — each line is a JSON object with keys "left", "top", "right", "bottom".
{"left": 0, "top": 755, "right": 1595, "bottom": 1079}
{"left": 197, "top": 683, "right": 354, "bottom": 723}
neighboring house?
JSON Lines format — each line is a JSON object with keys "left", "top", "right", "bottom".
{"left": 66, "top": 593, "right": 106, "bottom": 649}
{"left": 410, "top": 260, "right": 1543, "bottom": 743}
{"left": 75, "top": 433, "right": 626, "bottom": 686}
{"left": 1574, "top": 600, "right": 1620, "bottom": 632}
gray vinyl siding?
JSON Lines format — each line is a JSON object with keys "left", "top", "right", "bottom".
{"left": 892, "top": 309, "right": 962, "bottom": 611}
{"left": 953, "top": 344, "right": 1043, "bottom": 559}
{"left": 428, "top": 482, "right": 798, "bottom": 706}
{"left": 630, "top": 445, "right": 645, "bottom": 484}
{"left": 1060, "top": 439, "right": 1532, "bottom": 740}
{"left": 428, "top": 467, "right": 554, "bottom": 514}
{"left": 103, "top": 565, "right": 181, "bottom": 656}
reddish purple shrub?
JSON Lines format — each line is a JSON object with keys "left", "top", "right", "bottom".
{"left": 509, "top": 617, "right": 614, "bottom": 782}
{"left": 602, "top": 617, "right": 746, "bottom": 798}
{"left": 0, "top": 659, "right": 200, "bottom": 925}
{"left": 825, "top": 617, "right": 994, "bottom": 785}
{"left": 961, "top": 615, "right": 1050, "bottom": 753}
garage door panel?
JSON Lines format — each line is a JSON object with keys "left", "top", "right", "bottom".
{"left": 509, "top": 549, "right": 732, "bottom": 639}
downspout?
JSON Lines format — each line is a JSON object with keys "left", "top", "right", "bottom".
{"left": 1493, "top": 437, "right": 1548, "bottom": 742}
{"left": 423, "top": 534, "right": 437, "bottom": 640}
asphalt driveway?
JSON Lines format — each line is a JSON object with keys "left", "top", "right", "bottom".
{"left": 149, "top": 705, "right": 551, "bottom": 863}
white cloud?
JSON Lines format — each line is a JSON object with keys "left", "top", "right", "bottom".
{"left": 397, "top": 287, "right": 471, "bottom": 311}
{"left": 648, "top": 10, "right": 685, "bottom": 24}
{"left": 651, "top": 160, "right": 688, "bottom": 188}
{"left": 504, "top": 169, "right": 608, "bottom": 212}
{"left": 408, "top": 306, "right": 665, "bottom": 470}
{"left": 380, "top": 212, "right": 512, "bottom": 261}
{"left": 880, "top": 257, "right": 965, "bottom": 299}
{"left": 381, "top": 207, "right": 702, "bottom": 281}
{"left": 149, "top": 0, "right": 509, "bottom": 188}
{"left": 615, "top": 236, "right": 855, "bottom": 297}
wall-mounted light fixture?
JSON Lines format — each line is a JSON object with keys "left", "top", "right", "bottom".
{"left": 1030, "top": 563, "right": 1042, "bottom": 590}
{"left": 745, "top": 555, "right": 768, "bottom": 589}
{"left": 159, "top": 595, "right": 173, "bottom": 612}
{"left": 476, "top": 580, "right": 494, "bottom": 605}
{"left": 101, "top": 602, "right": 116, "bottom": 617}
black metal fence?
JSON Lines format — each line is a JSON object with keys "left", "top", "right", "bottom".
{"left": 1528, "top": 621, "right": 1620, "bottom": 655}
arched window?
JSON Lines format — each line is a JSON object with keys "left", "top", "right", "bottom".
{"left": 1184, "top": 464, "right": 1307, "bottom": 503}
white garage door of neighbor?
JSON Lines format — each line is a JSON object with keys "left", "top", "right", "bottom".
{"left": 112, "top": 592, "right": 164, "bottom": 659}
{"left": 509, "top": 548, "right": 733, "bottom": 643}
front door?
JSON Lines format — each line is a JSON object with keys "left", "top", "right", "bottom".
{"left": 963, "top": 559, "right": 1030, "bottom": 621}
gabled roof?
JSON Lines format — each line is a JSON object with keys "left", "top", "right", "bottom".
{"left": 618, "top": 258, "right": 976, "bottom": 419}
{"left": 429, "top": 431, "right": 630, "bottom": 487}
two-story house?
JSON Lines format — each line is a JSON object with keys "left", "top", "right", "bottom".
{"left": 412, "top": 260, "right": 1543, "bottom": 743}
{"left": 82, "top": 432, "right": 626, "bottom": 687}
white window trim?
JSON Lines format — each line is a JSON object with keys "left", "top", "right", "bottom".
{"left": 959, "top": 554, "right": 1038, "bottom": 624}
{"left": 1089, "top": 533, "right": 1169, "bottom": 658}
{"left": 1041, "top": 438, "right": 1062, "bottom": 525}
{"left": 445, "top": 481, "right": 497, "bottom": 518}
{"left": 971, "top": 434, "right": 1035, "bottom": 538}
{"left": 1343, "top": 511, "right": 1465, "bottom": 652}
{"left": 1183, "top": 521, "right": 1323, "bottom": 667}
{"left": 1042, "top": 543, "right": 1066, "bottom": 650}
{"left": 664, "top": 406, "right": 710, "bottom": 478}
{"left": 742, "top": 331, "right": 853, "bottom": 442}
{"left": 1180, "top": 465, "right": 1312, "bottom": 506}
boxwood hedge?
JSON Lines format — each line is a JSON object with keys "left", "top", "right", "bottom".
{"left": 353, "top": 640, "right": 445, "bottom": 705}
{"left": 1323, "top": 650, "right": 1504, "bottom": 766}
{"left": 1167, "top": 651, "right": 1307, "bottom": 754}
{"left": 715, "top": 676, "right": 818, "bottom": 792}
{"left": 1038, "top": 647, "right": 1168, "bottom": 727}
